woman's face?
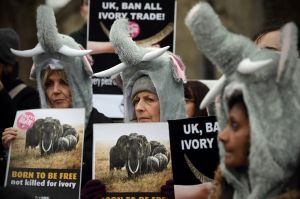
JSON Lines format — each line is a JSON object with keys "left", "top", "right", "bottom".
{"left": 44, "top": 71, "right": 72, "bottom": 108}
{"left": 132, "top": 91, "right": 160, "bottom": 122}
{"left": 218, "top": 103, "right": 250, "bottom": 168}
{"left": 185, "top": 99, "right": 196, "bottom": 118}
{"left": 255, "top": 30, "right": 281, "bottom": 51}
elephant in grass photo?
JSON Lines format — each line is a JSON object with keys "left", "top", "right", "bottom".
{"left": 109, "top": 135, "right": 129, "bottom": 170}
{"left": 25, "top": 119, "right": 44, "bottom": 150}
{"left": 25, "top": 117, "right": 79, "bottom": 155}
{"left": 57, "top": 124, "right": 80, "bottom": 151}
{"left": 39, "top": 117, "right": 63, "bottom": 155}
{"left": 146, "top": 141, "right": 170, "bottom": 173}
{"left": 126, "top": 133, "right": 151, "bottom": 178}
{"left": 109, "top": 133, "right": 170, "bottom": 178}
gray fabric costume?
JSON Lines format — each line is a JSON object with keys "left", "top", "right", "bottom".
{"left": 94, "top": 19, "right": 187, "bottom": 122}
{"left": 11, "top": 5, "right": 94, "bottom": 125}
{"left": 186, "top": 2, "right": 300, "bottom": 199}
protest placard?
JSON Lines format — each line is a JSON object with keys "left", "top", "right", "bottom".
{"left": 168, "top": 116, "right": 219, "bottom": 185}
{"left": 93, "top": 122, "right": 171, "bottom": 198}
{"left": 5, "top": 108, "right": 85, "bottom": 199}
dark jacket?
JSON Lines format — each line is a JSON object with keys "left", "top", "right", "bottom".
{"left": 81, "top": 108, "right": 112, "bottom": 187}
{"left": 0, "top": 89, "right": 16, "bottom": 137}
{"left": 0, "top": 79, "right": 40, "bottom": 134}
{"left": 0, "top": 89, "right": 16, "bottom": 186}
{"left": 7, "top": 79, "right": 40, "bottom": 110}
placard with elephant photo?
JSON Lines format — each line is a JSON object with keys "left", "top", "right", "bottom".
{"left": 5, "top": 108, "right": 85, "bottom": 199}
{"left": 93, "top": 122, "right": 172, "bottom": 197}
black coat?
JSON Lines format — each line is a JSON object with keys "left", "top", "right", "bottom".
{"left": 3, "top": 78, "right": 40, "bottom": 110}
{"left": 81, "top": 108, "right": 112, "bottom": 187}
{"left": 0, "top": 90, "right": 16, "bottom": 186}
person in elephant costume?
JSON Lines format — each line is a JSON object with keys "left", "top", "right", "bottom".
{"left": 184, "top": 1, "right": 300, "bottom": 199}
{"left": 94, "top": 18, "right": 186, "bottom": 175}
{"left": 93, "top": 18, "right": 187, "bottom": 197}
{"left": 93, "top": 18, "right": 187, "bottom": 123}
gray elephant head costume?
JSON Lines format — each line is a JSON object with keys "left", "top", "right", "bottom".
{"left": 186, "top": 2, "right": 300, "bottom": 199}
{"left": 11, "top": 5, "right": 93, "bottom": 125}
{"left": 94, "top": 19, "right": 186, "bottom": 122}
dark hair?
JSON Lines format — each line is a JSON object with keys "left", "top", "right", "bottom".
{"left": 184, "top": 80, "right": 209, "bottom": 117}
{"left": 227, "top": 94, "right": 248, "bottom": 118}
{"left": 253, "top": 19, "right": 300, "bottom": 52}
{"left": 42, "top": 69, "right": 69, "bottom": 90}
{"left": 252, "top": 19, "right": 286, "bottom": 41}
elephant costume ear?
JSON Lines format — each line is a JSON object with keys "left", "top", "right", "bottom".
{"left": 276, "top": 22, "right": 299, "bottom": 82}
{"left": 169, "top": 53, "right": 186, "bottom": 83}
